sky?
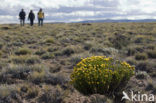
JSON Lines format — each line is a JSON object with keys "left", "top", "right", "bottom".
{"left": 0, "top": 0, "right": 156, "bottom": 23}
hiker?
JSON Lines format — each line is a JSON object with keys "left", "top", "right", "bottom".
{"left": 19, "top": 9, "right": 26, "bottom": 26}
{"left": 28, "top": 10, "right": 35, "bottom": 26}
{"left": 38, "top": 8, "right": 44, "bottom": 26}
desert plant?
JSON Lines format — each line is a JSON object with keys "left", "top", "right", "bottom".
{"left": 0, "top": 51, "right": 2, "bottom": 57}
{"left": 135, "top": 53, "right": 148, "bottom": 60}
{"left": 39, "top": 86, "right": 63, "bottom": 103}
{"left": 27, "top": 86, "right": 39, "bottom": 99}
{"left": 41, "top": 53, "right": 54, "bottom": 59}
{"left": 11, "top": 55, "right": 41, "bottom": 65}
{"left": 0, "top": 43, "right": 3, "bottom": 49}
{"left": 45, "top": 38, "right": 54, "bottom": 43}
{"left": 15, "top": 48, "right": 31, "bottom": 55}
{"left": 136, "top": 71, "right": 148, "bottom": 79}
{"left": 127, "top": 48, "right": 136, "bottom": 56}
{"left": 70, "top": 56, "right": 135, "bottom": 96}
{"left": 35, "top": 49, "right": 46, "bottom": 56}
{"left": 147, "top": 50, "right": 156, "bottom": 58}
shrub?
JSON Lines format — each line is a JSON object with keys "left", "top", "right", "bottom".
{"left": 41, "top": 53, "right": 54, "bottom": 60}
{"left": 0, "top": 43, "right": 3, "bottom": 49}
{"left": 35, "top": 49, "right": 46, "bottom": 56}
{"left": 84, "top": 42, "right": 93, "bottom": 50}
{"left": 127, "top": 48, "right": 136, "bottom": 56}
{"left": 136, "top": 71, "right": 148, "bottom": 79}
{"left": 70, "top": 56, "right": 135, "bottom": 96}
{"left": 15, "top": 48, "right": 31, "bottom": 55}
{"left": 147, "top": 50, "right": 156, "bottom": 58}
{"left": 62, "top": 47, "right": 74, "bottom": 56}
{"left": 135, "top": 53, "right": 148, "bottom": 60}
{"left": 45, "top": 38, "right": 54, "bottom": 43}
{"left": 0, "top": 65, "right": 45, "bottom": 83}
{"left": 11, "top": 55, "right": 41, "bottom": 65}
{"left": 27, "top": 86, "right": 39, "bottom": 99}
{"left": 0, "top": 51, "right": 2, "bottom": 57}
{"left": 39, "top": 86, "right": 63, "bottom": 103}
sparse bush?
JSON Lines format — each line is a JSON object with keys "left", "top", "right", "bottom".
{"left": 62, "top": 47, "right": 74, "bottom": 56}
{"left": 135, "top": 62, "right": 155, "bottom": 72}
{"left": 45, "top": 38, "right": 54, "bottom": 43}
{"left": 91, "top": 47, "right": 118, "bottom": 56}
{"left": 44, "top": 73, "right": 69, "bottom": 86}
{"left": 147, "top": 50, "right": 156, "bottom": 58}
{"left": 135, "top": 53, "right": 148, "bottom": 60}
{"left": 39, "top": 86, "right": 63, "bottom": 103}
{"left": 0, "top": 65, "right": 45, "bottom": 83}
{"left": 49, "top": 66, "right": 61, "bottom": 73}
{"left": 84, "top": 42, "right": 93, "bottom": 50}
{"left": 126, "top": 58, "right": 136, "bottom": 65}
{"left": 145, "top": 83, "right": 154, "bottom": 91}
{"left": 0, "top": 51, "right": 2, "bottom": 57}
{"left": 127, "top": 48, "right": 136, "bottom": 56}
{"left": 47, "top": 47, "right": 59, "bottom": 52}
{"left": 27, "top": 86, "right": 39, "bottom": 99}
{"left": 15, "top": 48, "right": 31, "bottom": 55}
{"left": 110, "top": 33, "right": 130, "bottom": 49}
{"left": 0, "top": 43, "right": 3, "bottom": 49}
{"left": 35, "top": 49, "right": 46, "bottom": 56}
{"left": 146, "top": 45, "right": 155, "bottom": 50}
{"left": 136, "top": 71, "right": 148, "bottom": 79}
{"left": 70, "top": 56, "right": 135, "bottom": 96}
{"left": 28, "top": 71, "right": 46, "bottom": 84}
{"left": 0, "top": 85, "right": 18, "bottom": 99}
{"left": 41, "top": 53, "right": 54, "bottom": 59}
{"left": 11, "top": 55, "right": 41, "bottom": 65}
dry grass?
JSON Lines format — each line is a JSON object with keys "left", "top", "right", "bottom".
{"left": 0, "top": 23, "right": 155, "bottom": 103}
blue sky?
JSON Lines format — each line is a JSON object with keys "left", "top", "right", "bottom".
{"left": 0, "top": 0, "right": 156, "bottom": 23}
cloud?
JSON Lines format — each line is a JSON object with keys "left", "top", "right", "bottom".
{"left": 0, "top": 0, "right": 156, "bottom": 23}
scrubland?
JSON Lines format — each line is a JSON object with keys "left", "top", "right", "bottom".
{"left": 0, "top": 23, "right": 155, "bottom": 103}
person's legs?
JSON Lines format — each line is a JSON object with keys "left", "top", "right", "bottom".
{"left": 30, "top": 20, "right": 33, "bottom": 26}
{"left": 22, "top": 19, "right": 25, "bottom": 26}
{"left": 41, "top": 19, "right": 43, "bottom": 26}
{"left": 32, "top": 20, "right": 34, "bottom": 26}
{"left": 38, "top": 19, "right": 40, "bottom": 26}
{"left": 23, "top": 19, "right": 25, "bottom": 26}
{"left": 20, "top": 19, "right": 22, "bottom": 26}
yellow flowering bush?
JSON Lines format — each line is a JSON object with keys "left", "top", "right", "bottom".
{"left": 70, "top": 56, "right": 135, "bottom": 95}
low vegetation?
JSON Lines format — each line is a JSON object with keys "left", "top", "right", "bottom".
{"left": 0, "top": 23, "right": 155, "bottom": 103}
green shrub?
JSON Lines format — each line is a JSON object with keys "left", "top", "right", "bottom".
{"left": 70, "top": 56, "right": 135, "bottom": 96}
{"left": 135, "top": 53, "right": 148, "bottom": 60}
{"left": 147, "top": 50, "right": 156, "bottom": 58}
{"left": 0, "top": 51, "right": 2, "bottom": 57}
{"left": 136, "top": 71, "right": 148, "bottom": 79}
{"left": 39, "top": 86, "right": 63, "bottom": 103}
{"left": 0, "top": 43, "right": 3, "bottom": 49}
{"left": 15, "top": 48, "right": 31, "bottom": 55}
{"left": 45, "top": 38, "right": 54, "bottom": 43}
{"left": 41, "top": 53, "right": 54, "bottom": 60}
{"left": 11, "top": 55, "right": 41, "bottom": 65}
{"left": 35, "top": 49, "right": 46, "bottom": 56}
{"left": 127, "top": 48, "right": 136, "bottom": 56}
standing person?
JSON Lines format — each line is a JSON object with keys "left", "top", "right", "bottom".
{"left": 38, "top": 8, "right": 44, "bottom": 26}
{"left": 19, "top": 9, "right": 26, "bottom": 26}
{"left": 28, "top": 10, "right": 35, "bottom": 26}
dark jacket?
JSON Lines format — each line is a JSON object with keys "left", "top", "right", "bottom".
{"left": 28, "top": 12, "right": 35, "bottom": 20}
{"left": 19, "top": 11, "right": 26, "bottom": 20}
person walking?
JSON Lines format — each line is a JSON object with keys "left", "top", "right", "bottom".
{"left": 38, "top": 8, "right": 44, "bottom": 26}
{"left": 28, "top": 10, "right": 35, "bottom": 26}
{"left": 19, "top": 9, "right": 26, "bottom": 26}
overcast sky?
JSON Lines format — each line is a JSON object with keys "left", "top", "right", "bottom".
{"left": 0, "top": 0, "right": 156, "bottom": 23}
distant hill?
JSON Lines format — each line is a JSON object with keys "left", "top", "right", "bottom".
{"left": 76, "top": 19, "right": 156, "bottom": 23}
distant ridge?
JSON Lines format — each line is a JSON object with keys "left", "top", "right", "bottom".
{"left": 76, "top": 19, "right": 156, "bottom": 23}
